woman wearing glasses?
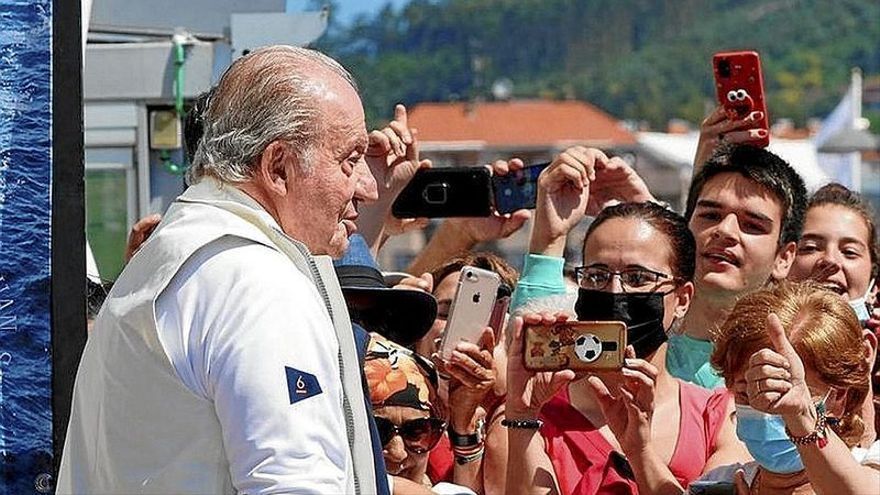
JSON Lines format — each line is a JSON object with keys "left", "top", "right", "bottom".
{"left": 502, "top": 148, "right": 748, "bottom": 495}
{"left": 364, "top": 334, "right": 479, "bottom": 495}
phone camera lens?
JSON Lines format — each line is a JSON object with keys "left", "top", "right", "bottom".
{"left": 718, "top": 59, "right": 731, "bottom": 78}
{"left": 465, "top": 271, "right": 477, "bottom": 281}
{"left": 423, "top": 183, "right": 448, "bottom": 204}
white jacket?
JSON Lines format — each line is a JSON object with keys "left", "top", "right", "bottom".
{"left": 58, "top": 178, "right": 376, "bottom": 494}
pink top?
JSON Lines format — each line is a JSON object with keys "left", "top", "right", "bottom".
{"left": 539, "top": 380, "right": 730, "bottom": 495}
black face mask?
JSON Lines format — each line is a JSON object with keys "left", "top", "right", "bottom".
{"left": 574, "top": 289, "right": 669, "bottom": 359}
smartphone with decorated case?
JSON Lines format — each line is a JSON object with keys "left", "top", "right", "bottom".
{"left": 523, "top": 321, "right": 626, "bottom": 372}
{"left": 439, "top": 267, "right": 502, "bottom": 360}
{"left": 712, "top": 50, "right": 770, "bottom": 147}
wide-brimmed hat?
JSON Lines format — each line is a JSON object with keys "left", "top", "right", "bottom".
{"left": 334, "top": 235, "right": 437, "bottom": 347}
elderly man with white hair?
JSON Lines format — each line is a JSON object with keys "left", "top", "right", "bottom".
{"left": 58, "top": 46, "right": 381, "bottom": 494}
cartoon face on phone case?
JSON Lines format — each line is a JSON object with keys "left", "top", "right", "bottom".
{"left": 723, "top": 88, "right": 755, "bottom": 120}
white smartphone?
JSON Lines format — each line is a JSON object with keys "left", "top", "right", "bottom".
{"left": 439, "top": 266, "right": 502, "bottom": 360}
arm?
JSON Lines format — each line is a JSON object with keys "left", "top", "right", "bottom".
{"left": 481, "top": 410, "right": 509, "bottom": 495}
{"left": 702, "top": 397, "right": 751, "bottom": 473}
{"left": 407, "top": 220, "right": 479, "bottom": 276}
{"left": 588, "top": 351, "right": 684, "bottom": 495}
{"left": 505, "top": 314, "right": 576, "bottom": 495}
{"left": 438, "top": 329, "right": 498, "bottom": 494}
{"left": 161, "top": 242, "right": 352, "bottom": 493}
{"left": 509, "top": 254, "right": 567, "bottom": 312}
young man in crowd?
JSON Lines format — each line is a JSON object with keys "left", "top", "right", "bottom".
{"left": 666, "top": 144, "right": 808, "bottom": 388}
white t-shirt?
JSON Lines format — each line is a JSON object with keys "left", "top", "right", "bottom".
{"left": 695, "top": 440, "right": 880, "bottom": 487}
{"left": 156, "top": 236, "right": 350, "bottom": 494}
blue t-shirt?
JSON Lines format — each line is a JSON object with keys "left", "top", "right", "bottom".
{"left": 666, "top": 333, "right": 725, "bottom": 389}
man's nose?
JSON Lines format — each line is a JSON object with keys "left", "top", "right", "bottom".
{"left": 354, "top": 160, "right": 378, "bottom": 202}
{"left": 712, "top": 213, "right": 740, "bottom": 241}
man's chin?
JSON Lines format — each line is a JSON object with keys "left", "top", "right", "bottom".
{"left": 327, "top": 233, "right": 351, "bottom": 259}
{"left": 696, "top": 271, "right": 748, "bottom": 298}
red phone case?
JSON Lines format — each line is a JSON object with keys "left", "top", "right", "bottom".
{"left": 713, "top": 50, "right": 770, "bottom": 148}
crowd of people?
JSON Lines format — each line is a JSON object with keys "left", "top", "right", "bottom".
{"left": 61, "top": 45, "right": 880, "bottom": 495}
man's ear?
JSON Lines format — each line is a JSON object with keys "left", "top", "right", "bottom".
{"left": 771, "top": 241, "right": 797, "bottom": 280}
{"left": 256, "top": 141, "right": 298, "bottom": 196}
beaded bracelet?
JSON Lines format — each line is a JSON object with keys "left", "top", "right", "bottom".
{"left": 501, "top": 418, "right": 543, "bottom": 429}
{"left": 454, "top": 445, "right": 485, "bottom": 465}
{"left": 785, "top": 408, "right": 828, "bottom": 449}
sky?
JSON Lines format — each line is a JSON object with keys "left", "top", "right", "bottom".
{"left": 287, "top": 0, "right": 413, "bottom": 25}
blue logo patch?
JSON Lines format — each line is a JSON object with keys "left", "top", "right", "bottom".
{"left": 285, "top": 367, "right": 322, "bottom": 405}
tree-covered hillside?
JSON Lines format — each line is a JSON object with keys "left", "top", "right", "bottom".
{"left": 313, "top": 0, "right": 879, "bottom": 129}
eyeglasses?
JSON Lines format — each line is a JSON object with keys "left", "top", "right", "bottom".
{"left": 574, "top": 266, "right": 676, "bottom": 293}
{"left": 374, "top": 416, "right": 446, "bottom": 454}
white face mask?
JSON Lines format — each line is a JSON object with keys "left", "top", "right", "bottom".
{"left": 849, "top": 279, "right": 875, "bottom": 325}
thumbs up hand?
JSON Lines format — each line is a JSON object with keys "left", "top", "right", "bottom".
{"left": 744, "top": 313, "right": 813, "bottom": 421}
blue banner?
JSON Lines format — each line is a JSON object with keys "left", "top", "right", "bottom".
{"left": 0, "top": 0, "right": 55, "bottom": 493}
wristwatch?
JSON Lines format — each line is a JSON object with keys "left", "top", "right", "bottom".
{"left": 448, "top": 418, "right": 485, "bottom": 448}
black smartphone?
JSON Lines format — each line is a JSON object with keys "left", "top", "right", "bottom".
{"left": 491, "top": 162, "right": 549, "bottom": 214}
{"left": 392, "top": 167, "right": 493, "bottom": 218}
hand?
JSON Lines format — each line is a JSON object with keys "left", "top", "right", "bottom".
{"left": 505, "top": 313, "right": 576, "bottom": 419}
{"left": 436, "top": 328, "right": 497, "bottom": 431}
{"left": 585, "top": 156, "right": 656, "bottom": 216}
{"left": 588, "top": 346, "right": 658, "bottom": 454}
{"left": 744, "top": 313, "right": 812, "bottom": 423}
{"left": 529, "top": 146, "right": 597, "bottom": 254}
{"left": 124, "top": 214, "right": 162, "bottom": 262}
{"left": 733, "top": 469, "right": 750, "bottom": 495}
{"left": 365, "top": 104, "right": 431, "bottom": 199}
{"left": 444, "top": 159, "right": 532, "bottom": 243}
{"left": 694, "top": 105, "right": 768, "bottom": 170}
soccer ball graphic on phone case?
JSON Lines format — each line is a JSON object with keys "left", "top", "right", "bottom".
{"left": 574, "top": 334, "right": 604, "bottom": 363}
{"left": 523, "top": 321, "right": 626, "bottom": 371}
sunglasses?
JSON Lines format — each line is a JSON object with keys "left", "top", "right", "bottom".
{"left": 374, "top": 416, "right": 446, "bottom": 454}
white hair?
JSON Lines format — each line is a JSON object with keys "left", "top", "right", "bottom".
{"left": 187, "top": 45, "right": 358, "bottom": 185}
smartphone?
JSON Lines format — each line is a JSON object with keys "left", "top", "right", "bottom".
{"left": 688, "top": 481, "right": 735, "bottom": 495}
{"left": 491, "top": 162, "right": 549, "bottom": 214}
{"left": 439, "top": 267, "right": 502, "bottom": 360}
{"left": 487, "top": 284, "right": 512, "bottom": 338}
{"left": 392, "top": 167, "right": 493, "bottom": 218}
{"left": 523, "top": 321, "right": 626, "bottom": 372}
{"left": 713, "top": 50, "right": 770, "bottom": 147}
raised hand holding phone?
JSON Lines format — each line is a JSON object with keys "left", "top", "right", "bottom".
{"left": 506, "top": 313, "right": 576, "bottom": 419}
